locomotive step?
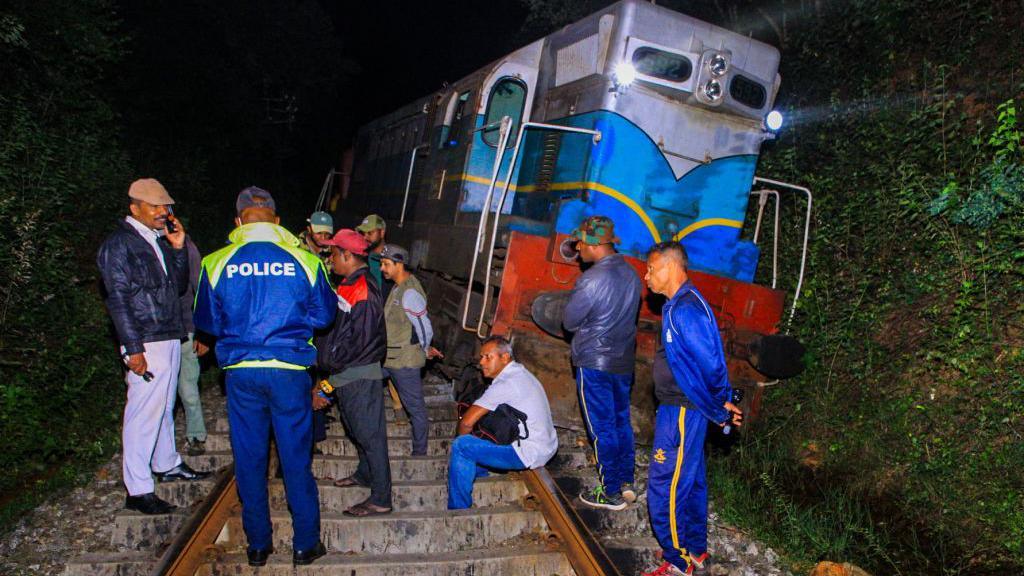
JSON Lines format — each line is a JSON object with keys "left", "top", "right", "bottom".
{"left": 198, "top": 545, "right": 573, "bottom": 575}
{"left": 220, "top": 506, "right": 549, "bottom": 554}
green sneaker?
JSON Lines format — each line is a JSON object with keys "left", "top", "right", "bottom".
{"left": 578, "top": 484, "right": 627, "bottom": 511}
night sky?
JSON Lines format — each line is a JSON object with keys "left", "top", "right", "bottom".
{"left": 327, "top": 0, "right": 530, "bottom": 128}
{"left": 114, "top": 0, "right": 534, "bottom": 217}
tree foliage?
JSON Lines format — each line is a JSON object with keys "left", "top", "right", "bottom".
{"left": 0, "top": 0, "right": 130, "bottom": 509}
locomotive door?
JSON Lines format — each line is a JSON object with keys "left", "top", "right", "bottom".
{"left": 460, "top": 62, "right": 538, "bottom": 217}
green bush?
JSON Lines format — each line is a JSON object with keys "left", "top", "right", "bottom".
{"left": 0, "top": 0, "right": 131, "bottom": 522}
{"left": 710, "top": 0, "right": 1024, "bottom": 571}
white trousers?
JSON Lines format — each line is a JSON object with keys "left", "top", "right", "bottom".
{"left": 122, "top": 339, "right": 183, "bottom": 496}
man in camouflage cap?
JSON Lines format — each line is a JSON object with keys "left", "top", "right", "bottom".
{"left": 356, "top": 214, "right": 389, "bottom": 294}
{"left": 563, "top": 215, "right": 642, "bottom": 511}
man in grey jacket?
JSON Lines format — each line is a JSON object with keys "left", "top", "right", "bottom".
{"left": 563, "top": 215, "right": 642, "bottom": 510}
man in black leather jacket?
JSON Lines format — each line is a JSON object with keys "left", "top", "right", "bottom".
{"left": 563, "top": 215, "right": 642, "bottom": 511}
{"left": 96, "top": 178, "right": 210, "bottom": 516}
{"left": 313, "top": 229, "right": 392, "bottom": 516}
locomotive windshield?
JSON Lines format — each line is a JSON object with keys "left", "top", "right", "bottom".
{"left": 631, "top": 47, "right": 692, "bottom": 83}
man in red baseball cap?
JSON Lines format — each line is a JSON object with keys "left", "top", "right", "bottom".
{"left": 313, "top": 229, "right": 392, "bottom": 516}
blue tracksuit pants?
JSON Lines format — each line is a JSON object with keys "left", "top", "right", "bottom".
{"left": 648, "top": 404, "right": 708, "bottom": 570}
{"left": 575, "top": 367, "right": 635, "bottom": 494}
{"left": 226, "top": 368, "right": 320, "bottom": 552}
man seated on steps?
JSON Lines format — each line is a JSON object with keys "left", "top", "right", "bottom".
{"left": 447, "top": 336, "right": 558, "bottom": 509}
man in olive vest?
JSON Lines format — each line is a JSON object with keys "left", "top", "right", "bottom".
{"left": 379, "top": 244, "right": 443, "bottom": 456}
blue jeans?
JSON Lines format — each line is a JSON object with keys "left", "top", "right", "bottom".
{"left": 575, "top": 367, "right": 635, "bottom": 495}
{"left": 226, "top": 368, "right": 319, "bottom": 552}
{"left": 447, "top": 435, "right": 524, "bottom": 509}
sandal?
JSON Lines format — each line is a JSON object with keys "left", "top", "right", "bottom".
{"left": 343, "top": 500, "right": 392, "bottom": 517}
{"left": 332, "top": 476, "right": 366, "bottom": 488}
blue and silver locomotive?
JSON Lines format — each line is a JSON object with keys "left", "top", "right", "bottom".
{"left": 338, "top": 0, "right": 809, "bottom": 434}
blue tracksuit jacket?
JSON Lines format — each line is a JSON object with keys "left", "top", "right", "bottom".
{"left": 192, "top": 222, "right": 336, "bottom": 368}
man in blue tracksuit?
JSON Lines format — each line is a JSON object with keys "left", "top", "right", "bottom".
{"left": 563, "top": 215, "right": 642, "bottom": 510}
{"left": 192, "top": 187, "right": 336, "bottom": 567}
{"left": 642, "top": 241, "right": 743, "bottom": 576}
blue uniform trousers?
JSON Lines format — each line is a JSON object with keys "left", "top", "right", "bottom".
{"left": 226, "top": 368, "right": 320, "bottom": 552}
{"left": 648, "top": 404, "right": 709, "bottom": 570}
{"left": 575, "top": 367, "right": 635, "bottom": 494}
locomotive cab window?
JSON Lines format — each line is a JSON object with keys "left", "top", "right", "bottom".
{"left": 483, "top": 78, "right": 527, "bottom": 147}
{"left": 729, "top": 75, "right": 767, "bottom": 110}
{"left": 631, "top": 47, "right": 692, "bottom": 83}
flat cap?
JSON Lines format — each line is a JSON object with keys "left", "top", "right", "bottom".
{"left": 128, "top": 178, "right": 175, "bottom": 205}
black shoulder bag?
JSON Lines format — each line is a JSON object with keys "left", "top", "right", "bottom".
{"left": 475, "top": 404, "right": 529, "bottom": 446}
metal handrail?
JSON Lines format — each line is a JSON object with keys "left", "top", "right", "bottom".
{"left": 751, "top": 189, "right": 780, "bottom": 289}
{"left": 752, "top": 176, "right": 813, "bottom": 322}
{"left": 460, "top": 116, "right": 513, "bottom": 331}
{"left": 475, "top": 121, "right": 602, "bottom": 337}
{"left": 398, "top": 144, "right": 429, "bottom": 227}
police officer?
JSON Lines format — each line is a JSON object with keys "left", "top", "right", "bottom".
{"left": 192, "top": 187, "right": 336, "bottom": 567}
{"left": 563, "top": 215, "right": 642, "bottom": 511}
{"left": 642, "top": 241, "right": 743, "bottom": 576}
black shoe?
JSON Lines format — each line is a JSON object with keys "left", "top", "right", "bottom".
{"left": 293, "top": 541, "right": 327, "bottom": 566}
{"left": 247, "top": 545, "right": 274, "bottom": 567}
{"left": 185, "top": 438, "right": 206, "bottom": 456}
{"left": 155, "top": 462, "right": 212, "bottom": 482}
{"left": 125, "top": 493, "right": 177, "bottom": 515}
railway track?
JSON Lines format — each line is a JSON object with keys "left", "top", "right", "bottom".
{"left": 64, "top": 375, "right": 661, "bottom": 576}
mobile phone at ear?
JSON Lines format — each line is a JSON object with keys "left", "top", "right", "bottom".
{"left": 166, "top": 206, "right": 177, "bottom": 233}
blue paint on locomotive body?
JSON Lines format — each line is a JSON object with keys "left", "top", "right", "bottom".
{"left": 456, "top": 110, "right": 761, "bottom": 282}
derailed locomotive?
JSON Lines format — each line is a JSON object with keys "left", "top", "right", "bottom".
{"left": 337, "top": 0, "right": 809, "bottom": 439}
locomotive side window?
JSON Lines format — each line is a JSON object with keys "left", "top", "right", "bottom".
{"left": 483, "top": 78, "right": 527, "bottom": 147}
{"left": 729, "top": 75, "right": 767, "bottom": 110}
{"left": 632, "top": 47, "right": 692, "bottom": 82}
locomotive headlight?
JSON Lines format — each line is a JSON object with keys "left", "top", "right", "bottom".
{"left": 703, "top": 80, "right": 723, "bottom": 101}
{"left": 613, "top": 62, "right": 637, "bottom": 87}
{"left": 766, "top": 110, "right": 784, "bottom": 130}
{"left": 708, "top": 54, "right": 729, "bottom": 77}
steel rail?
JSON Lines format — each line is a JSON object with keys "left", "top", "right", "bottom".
{"left": 522, "top": 468, "right": 622, "bottom": 576}
{"left": 151, "top": 464, "right": 238, "bottom": 576}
